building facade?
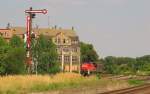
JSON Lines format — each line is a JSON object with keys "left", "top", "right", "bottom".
{"left": 0, "top": 27, "right": 80, "bottom": 72}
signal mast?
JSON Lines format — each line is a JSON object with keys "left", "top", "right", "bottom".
{"left": 25, "top": 7, "right": 47, "bottom": 73}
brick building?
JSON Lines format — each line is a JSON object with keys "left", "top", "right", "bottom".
{"left": 0, "top": 27, "right": 80, "bottom": 72}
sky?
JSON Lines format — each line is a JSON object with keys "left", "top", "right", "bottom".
{"left": 0, "top": 0, "right": 150, "bottom": 58}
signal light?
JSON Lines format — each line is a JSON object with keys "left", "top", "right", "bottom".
{"left": 32, "top": 13, "right": 36, "bottom": 18}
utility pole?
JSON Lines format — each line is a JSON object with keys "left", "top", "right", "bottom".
{"left": 25, "top": 7, "right": 47, "bottom": 73}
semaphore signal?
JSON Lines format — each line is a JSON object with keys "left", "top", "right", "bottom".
{"left": 25, "top": 9, "right": 47, "bottom": 14}
{"left": 25, "top": 7, "right": 47, "bottom": 73}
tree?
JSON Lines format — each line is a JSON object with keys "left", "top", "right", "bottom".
{"left": 102, "top": 56, "right": 120, "bottom": 74}
{"left": 4, "top": 35, "right": 26, "bottom": 75}
{"left": 5, "top": 47, "right": 26, "bottom": 74}
{"left": 32, "top": 35, "right": 60, "bottom": 74}
{"left": 10, "top": 35, "right": 24, "bottom": 48}
{"left": 80, "top": 42, "right": 99, "bottom": 62}
{"left": 102, "top": 56, "right": 137, "bottom": 75}
{"left": 0, "top": 37, "right": 9, "bottom": 75}
{"left": 136, "top": 55, "right": 150, "bottom": 72}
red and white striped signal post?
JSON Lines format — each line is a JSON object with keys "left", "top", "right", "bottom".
{"left": 25, "top": 9, "right": 47, "bottom": 14}
{"left": 25, "top": 7, "right": 47, "bottom": 73}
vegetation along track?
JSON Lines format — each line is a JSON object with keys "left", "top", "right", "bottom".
{"left": 100, "top": 83, "right": 150, "bottom": 94}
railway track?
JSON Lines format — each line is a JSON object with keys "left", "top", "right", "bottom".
{"left": 105, "top": 75, "right": 150, "bottom": 81}
{"left": 100, "top": 84, "right": 150, "bottom": 94}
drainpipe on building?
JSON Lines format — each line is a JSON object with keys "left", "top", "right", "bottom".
{"left": 78, "top": 48, "right": 81, "bottom": 74}
{"left": 70, "top": 51, "right": 72, "bottom": 72}
{"left": 61, "top": 51, "right": 64, "bottom": 72}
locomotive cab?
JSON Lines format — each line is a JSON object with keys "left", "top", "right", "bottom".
{"left": 81, "top": 62, "right": 97, "bottom": 76}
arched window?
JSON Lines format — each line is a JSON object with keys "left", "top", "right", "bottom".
{"left": 63, "top": 39, "right": 66, "bottom": 43}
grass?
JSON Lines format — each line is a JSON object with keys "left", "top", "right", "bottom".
{"left": 128, "top": 79, "right": 145, "bottom": 86}
{"left": 0, "top": 73, "right": 130, "bottom": 94}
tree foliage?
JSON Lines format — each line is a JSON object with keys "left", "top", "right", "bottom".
{"left": 102, "top": 55, "right": 150, "bottom": 75}
{"left": 136, "top": 55, "right": 150, "bottom": 71}
{"left": 80, "top": 42, "right": 99, "bottom": 62}
{"left": 0, "top": 36, "right": 26, "bottom": 75}
{"left": 32, "top": 35, "right": 60, "bottom": 74}
{"left": 0, "top": 37, "right": 9, "bottom": 75}
{"left": 10, "top": 35, "right": 24, "bottom": 48}
{"left": 5, "top": 47, "right": 26, "bottom": 74}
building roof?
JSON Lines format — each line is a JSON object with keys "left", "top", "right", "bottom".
{"left": 11, "top": 27, "right": 26, "bottom": 35}
{"left": 11, "top": 27, "right": 77, "bottom": 37}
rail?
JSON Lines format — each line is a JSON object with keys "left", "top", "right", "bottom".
{"left": 100, "top": 84, "right": 150, "bottom": 94}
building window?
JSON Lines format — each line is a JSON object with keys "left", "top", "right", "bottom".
{"left": 72, "top": 56, "right": 78, "bottom": 63}
{"left": 58, "top": 55, "right": 62, "bottom": 62}
{"left": 64, "top": 55, "right": 70, "bottom": 63}
{"left": 63, "top": 39, "right": 66, "bottom": 43}
{"left": 58, "top": 38, "right": 61, "bottom": 44}
{"left": 0, "top": 33, "right": 3, "bottom": 36}
{"left": 72, "top": 47, "right": 77, "bottom": 52}
{"left": 63, "top": 47, "right": 69, "bottom": 52}
{"left": 4, "top": 32, "right": 6, "bottom": 36}
{"left": 71, "top": 37, "right": 78, "bottom": 44}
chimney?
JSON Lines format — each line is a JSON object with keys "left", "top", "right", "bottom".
{"left": 6, "top": 23, "right": 10, "bottom": 29}
{"left": 54, "top": 25, "right": 57, "bottom": 30}
{"left": 72, "top": 26, "right": 74, "bottom": 31}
